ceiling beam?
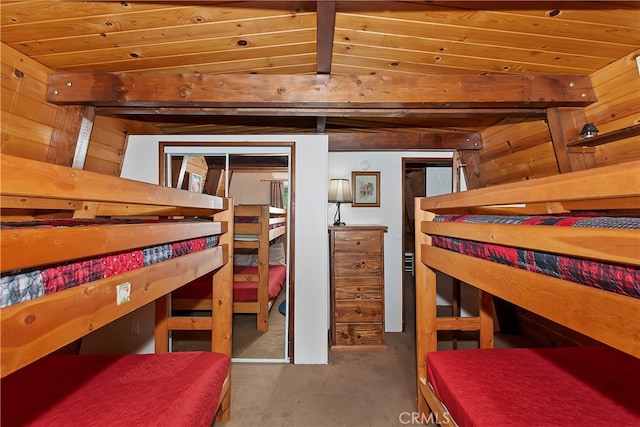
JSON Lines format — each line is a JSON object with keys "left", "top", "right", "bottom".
{"left": 329, "top": 132, "right": 482, "bottom": 151}
{"left": 48, "top": 73, "right": 596, "bottom": 109}
{"left": 316, "top": 0, "right": 336, "bottom": 74}
{"left": 96, "top": 106, "right": 548, "bottom": 119}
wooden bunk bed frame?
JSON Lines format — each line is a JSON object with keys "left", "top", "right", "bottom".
{"left": 173, "top": 204, "right": 287, "bottom": 333}
{"left": 233, "top": 204, "right": 287, "bottom": 332}
{"left": 0, "top": 154, "right": 234, "bottom": 424}
{"left": 414, "top": 160, "right": 640, "bottom": 424}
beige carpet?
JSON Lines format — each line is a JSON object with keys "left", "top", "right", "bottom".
{"left": 172, "top": 291, "right": 287, "bottom": 360}
{"left": 217, "top": 275, "right": 532, "bottom": 427}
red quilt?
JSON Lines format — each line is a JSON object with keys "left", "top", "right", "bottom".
{"left": 431, "top": 213, "right": 640, "bottom": 298}
{"left": 173, "top": 265, "right": 287, "bottom": 303}
{"left": 1, "top": 352, "right": 229, "bottom": 427}
{"left": 427, "top": 346, "right": 640, "bottom": 427}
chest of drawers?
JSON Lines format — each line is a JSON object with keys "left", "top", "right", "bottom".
{"left": 329, "top": 225, "right": 387, "bottom": 352}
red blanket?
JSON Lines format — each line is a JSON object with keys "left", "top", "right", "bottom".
{"left": 1, "top": 352, "right": 229, "bottom": 427}
{"left": 427, "top": 346, "right": 640, "bottom": 426}
{"left": 174, "top": 265, "right": 287, "bottom": 303}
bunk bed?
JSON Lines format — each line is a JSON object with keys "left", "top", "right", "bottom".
{"left": 0, "top": 154, "right": 234, "bottom": 426}
{"left": 173, "top": 204, "right": 287, "bottom": 332}
{"left": 414, "top": 160, "right": 640, "bottom": 426}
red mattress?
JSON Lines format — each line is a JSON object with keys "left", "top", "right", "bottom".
{"left": 427, "top": 346, "right": 640, "bottom": 427}
{"left": 174, "top": 265, "right": 287, "bottom": 303}
{"left": 1, "top": 352, "right": 229, "bottom": 427}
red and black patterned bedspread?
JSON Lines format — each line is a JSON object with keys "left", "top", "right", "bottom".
{"left": 0, "top": 218, "right": 220, "bottom": 308}
{"left": 431, "top": 214, "right": 640, "bottom": 299}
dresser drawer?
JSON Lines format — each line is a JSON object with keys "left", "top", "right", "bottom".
{"left": 333, "top": 254, "right": 382, "bottom": 277}
{"left": 334, "top": 300, "right": 383, "bottom": 323}
{"left": 333, "top": 230, "right": 381, "bottom": 253}
{"left": 334, "top": 277, "right": 382, "bottom": 300}
{"left": 334, "top": 323, "right": 384, "bottom": 345}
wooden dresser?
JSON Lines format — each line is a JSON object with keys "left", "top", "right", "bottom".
{"left": 328, "top": 225, "right": 387, "bottom": 352}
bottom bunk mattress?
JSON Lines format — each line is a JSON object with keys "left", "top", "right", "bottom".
{"left": 1, "top": 351, "right": 229, "bottom": 427}
{"left": 427, "top": 345, "right": 640, "bottom": 427}
{"left": 173, "top": 265, "right": 287, "bottom": 303}
{"left": 431, "top": 213, "right": 640, "bottom": 299}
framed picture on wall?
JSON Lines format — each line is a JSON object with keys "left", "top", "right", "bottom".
{"left": 351, "top": 171, "right": 380, "bottom": 207}
{"left": 188, "top": 172, "right": 203, "bottom": 193}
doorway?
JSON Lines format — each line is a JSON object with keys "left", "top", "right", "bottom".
{"left": 161, "top": 143, "right": 294, "bottom": 363}
{"left": 401, "top": 157, "right": 455, "bottom": 330}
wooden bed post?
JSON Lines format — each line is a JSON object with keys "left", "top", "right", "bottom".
{"left": 213, "top": 202, "right": 234, "bottom": 422}
{"left": 256, "top": 205, "right": 270, "bottom": 332}
{"left": 414, "top": 202, "right": 437, "bottom": 418}
{"left": 479, "top": 290, "right": 494, "bottom": 349}
{"left": 154, "top": 295, "right": 170, "bottom": 353}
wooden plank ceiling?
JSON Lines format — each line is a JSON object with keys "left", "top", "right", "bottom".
{"left": 2, "top": 1, "right": 639, "bottom": 136}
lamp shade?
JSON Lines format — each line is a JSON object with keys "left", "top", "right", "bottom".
{"left": 328, "top": 179, "right": 353, "bottom": 203}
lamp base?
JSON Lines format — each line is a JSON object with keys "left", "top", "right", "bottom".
{"left": 333, "top": 202, "right": 346, "bottom": 226}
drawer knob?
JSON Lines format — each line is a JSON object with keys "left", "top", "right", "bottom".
{"left": 356, "top": 241, "right": 361, "bottom": 245}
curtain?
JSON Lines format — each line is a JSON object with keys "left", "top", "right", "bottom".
{"left": 270, "top": 180, "right": 284, "bottom": 208}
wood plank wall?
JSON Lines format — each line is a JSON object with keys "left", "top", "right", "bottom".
{"left": 1, "top": 43, "right": 162, "bottom": 177}
{"left": 479, "top": 49, "right": 640, "bottom": 186}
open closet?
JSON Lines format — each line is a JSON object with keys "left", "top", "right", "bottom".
{"left": 162, "top": 144, "right": 293, "bottom": 363}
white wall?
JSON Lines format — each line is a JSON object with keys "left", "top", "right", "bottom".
{"left": 229, "top": 171, "right": 288, "bottom": 205}
{"left": 82, "top": 138, "right": 465, "bottom": 361}
{"left": 85, "top": 134, "right": 330, "bottom": 364}
{"left": 327, "top": 151, "right": 453, "bottom": 332}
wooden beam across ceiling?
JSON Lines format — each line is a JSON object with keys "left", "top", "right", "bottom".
{"left": 316, "top": 0, "right": 336, "bottom": 75}
{"left": 329, "top": 131, "right": 482, "bottom": 151}
{"left": 48, "top": 73, "right": 596, "bottom": 109}
{"left": 95, "top": 106, "right": 548, "bottom": 119}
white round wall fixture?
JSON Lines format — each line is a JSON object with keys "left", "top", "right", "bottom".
{"left": 360, "top": 160, "right": 370, "bottom": 170}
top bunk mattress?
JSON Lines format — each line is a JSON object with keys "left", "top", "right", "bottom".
{"left": 0, "top": 218, "right": 221, "bottom": 308}
{"left": 234, "top": 215, "right": 286, "bottom": 241}
{"left": 430, "top": 213, "right": 640, "bottom": 299}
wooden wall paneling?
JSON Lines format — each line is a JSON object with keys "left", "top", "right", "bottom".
{"left": 1, "top": 114, "right": 53, "bottom": 161}
{"left": 2, "top": 3, "right": 316, "bottom": 53}
{"left": 477, "top": 51, "right": 639, "bottom": 186}
{"left": 482, "top": 142, "right": 559, "bottom": 186}
{"left": 586, "top": 50, "right": 640, "bottom": 167}
{"left": 479, "top": 121, "right": 551, "bottom": 163}
{"left": 46, "top": 35, "right": 317, "bottom": 74}
{"left": 588, "top": 49, "right": 640, "bottom": 88}
{"left": 83, "top": 116, "right": 131, "bottom": 176}
{"left": 1, "top": 43, "right": 56, "bottom": 161}
{"left": 586, "top": 50, "right": 639, "bottom": 129}
{"left": 335, "top": 3, "right": 635, "bottom": 74}
{"left": 0, "top": 43, "right": 50, "bottom": 83}
{"left": 1, "top": 84, "right": 57, "bottom": 129}
{"left": 586, "top": 92, "right": 639, "bottom": 133}
{"left": 594, "top": 138, "right": 640, "bottom": 167}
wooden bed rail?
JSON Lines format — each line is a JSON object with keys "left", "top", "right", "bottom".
{"left": 420, "top": 160, "right": 639, "bottom": 213}
{"left": 1, "top": 154, "right": 227, "bottom": 213}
